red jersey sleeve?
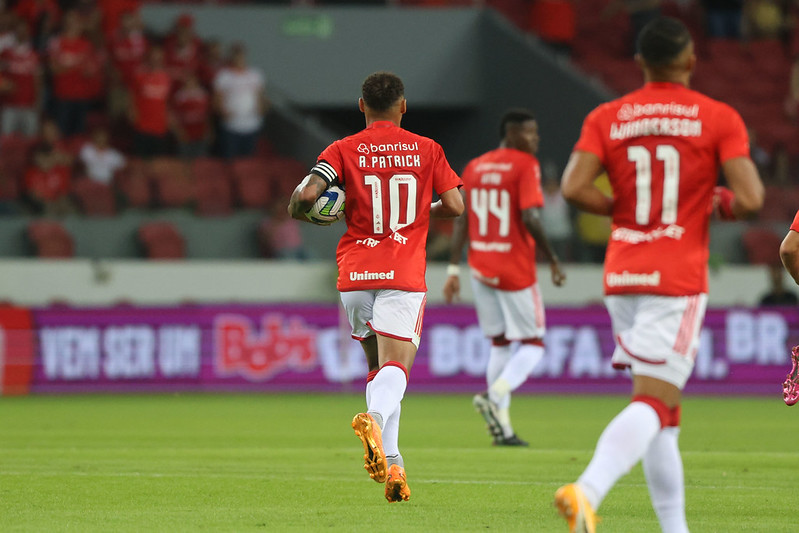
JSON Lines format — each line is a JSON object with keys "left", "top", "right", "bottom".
{"left": 573, "top": 106, "right": 606, "bottom": 162}
{"left": 791, "top": 210, "right": 799, "bottom": 233}
{"left": 715, "top": 104, "right": 750, "bottom": 163}
{"left": 313, "top": 142, "right": 344, "bottom": 186}
{"left": 431, "top": 144, "right": 461, "bottom": 195}
{"left": 518, "top": 156, "right": 544, "bottom": 210}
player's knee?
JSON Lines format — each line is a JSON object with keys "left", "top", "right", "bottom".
{"left": 633, "top": 395, "right": 680, "bottom": 429}
{"left": 491, "top": 335, "right": 510, "bottom": 346}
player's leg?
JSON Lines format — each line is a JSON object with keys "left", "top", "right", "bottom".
{"left": 489, "top": 284, "right": 547, "bottom": 444}
{"left": 367, "top": 289, "right": 425, "bottom": 502}
{"left": 556, "top": 294, "right": 705, "bottom": 532}
{"left": 341, "top": 290, "right": 388, "bottom": 483}
{"left": 470, "top": 278, "right": 509, "bottom": 440}
{"left": 643, "top": 408, "right": 688, "bottom": 533}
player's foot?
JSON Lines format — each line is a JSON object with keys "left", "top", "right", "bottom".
{"left": 554, "top": 483, "right": 597, "bottom": 533}
{"left": 473, "top": 392, "right": 502, "bottom": 439}
{"left": 352, "top": 412, "right": 387, "bottom": 483}
{"left": 384, "top": 464, "right": 411, "bottom": 503}
{"left": 783, "top": 345, "right": 799, "bottom": 406}
{"left": 493, "top": 434, "right": 529, "bottom": 446}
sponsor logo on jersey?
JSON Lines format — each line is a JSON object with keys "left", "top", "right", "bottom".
{"left": 360, "top": 141, "right": 419, "bottom": 153}
{"left": 470, "top": 240, "right": 512, "bottom": 253}
{"left": 611, "top": 224, "right": 685, "bottom": 244}
{"left": 610, "top": 118, "right": 702, "bottom": 141}
{"left": 616, "top": 102, "right": 700, "bottom": 121}
{"left": 349, "top": 270, "right": 396, "bottom": 281}
{"left": 356, "top": 238, "right": 380, "bottom": 248}
{"left": 392, "top": 232, "right": 408, "bottom": 245}
{"left": 606, "top": 270, "right": 661, "bottom": 287}
{"left": 475, "top": 162, "right": 513, "bottom": 172}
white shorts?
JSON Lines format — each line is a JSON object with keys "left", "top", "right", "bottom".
{"left": 605, "top": 293, "right": 708, "bottom": 389}
{"left": 340, "top": 289, "right": 426, "bottom": 348}
{"left": 471, "top": 277, "right": 546, "bottom": 340}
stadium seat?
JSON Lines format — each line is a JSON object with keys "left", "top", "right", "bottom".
{"left": 148, "top": 158, "right": 193, "bottom": 208}
{"left": 231, "top": 158, "right": 272, "bottom": 209}
{"left": 115, "top": 159, "right": 152, "bottom": 209}
{"left": 194, "top": 173, "right": 233, "bottom": 216}
{"left": 27, "top": 220, "right": 75, "bottom": 258}
{"left": 267, "top": 157, "right": 308, "bottom": 199}
{"left": 71, "top": 178, "right": 117, "bottom": 216}
{"left": 138, "top": 221, "right": 186, "bottom": 259}
{"left": 742, "top": 226, "right": 784, "bottom": 265}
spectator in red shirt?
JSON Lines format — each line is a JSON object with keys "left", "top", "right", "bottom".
{"left": 98, "top": 0, "right": 140, "bottom": 42}
{"left": 172, "top": 73, "right": 211, "bottom": 159}
{"left": 48, "top": 10, "right": 94, "bottom": 136}
{"left": 15, "top": 0, "right": 60, "bottom": 50}
{"left": 108, "top": 10, "right": 147, "bottom": 122}
{"left": 0, "top": 21, "right": 42, "bottom": 138}
{"left": 164, "top": 13, "right": 202, "bottom": 90}
{"left": 23, "top": 141, "right": 74, "bottom": 216}
{"left": 198, "top": 39, "right": 223, "bottom": 90}
{"left": 129, "top": 45, "right": 172, "bottom": 158}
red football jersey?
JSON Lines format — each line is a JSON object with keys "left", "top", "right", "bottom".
{"left": 48, "top": 36, "right": 93, "bottom": 100}
{"left": 132, "top": 68, "right": 171, "bottom": 135}
{"left": 1, "top": 44, "right": 40, "bottom": 107}
{"left": 575, "top": 81, "right": 751, "bottom": 296}
{"left": 790, "top": 210, "right": 799, "bottom": 233}
{"left": 172, "top": 85, "right": 209, "bottom": 141}
{"left": 461, "top": 147, "right": 544, "bottom": 290}
{"left": 312, "top": 121, "right": 462, "bottom": 292}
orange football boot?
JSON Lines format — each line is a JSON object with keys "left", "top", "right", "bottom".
{"left": 351, "top": 413, "right": 387, "bottom": 483}
{"left": 384, "top": 464, "right": 411, "bottom": 503}
{"left": 554, "top": 483, "right": 598, "bottom": 533}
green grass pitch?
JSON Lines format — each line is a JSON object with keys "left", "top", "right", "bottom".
{"left": 1, "top": 393, "right": 796, "bottom": 532}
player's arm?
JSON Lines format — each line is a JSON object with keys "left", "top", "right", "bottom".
{"left": 288, "top": 173, "right": 328, "bottom": 223}
{"left": 714, "top": 157, "right": 764, "bottom": 220}
{"left": 521, "top": 207, "right": 566, "bottom": 287}
{"left": 443, "top": 189, "right": 468, "bottom": 303}
{"left": 431, "top": 187, "right": 464, "bottom": 219}
{"left": 560, "top": 150, "right": 613, "bottom": 216}
{"left": 781, "top": 230, "right": 799, "bottom": 285}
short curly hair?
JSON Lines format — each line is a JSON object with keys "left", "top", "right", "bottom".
{"left": 361, "top": 72, "right": 404, "bottom": 112}
{"left": 637, "top": 17, "right": 692, "bottom": 67}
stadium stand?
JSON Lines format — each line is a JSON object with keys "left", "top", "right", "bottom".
{"left": 71, "top": 178, "right": 117, "bottom": 216}
{"left": 27, "top": 220, "right": 74, "bottom": 258}
{"left": 137, "top": 221, "right": 186, "bottom": 259}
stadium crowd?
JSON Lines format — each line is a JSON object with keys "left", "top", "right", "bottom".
{"left": 0, "top": 0, "right": 796, "bottom": 266}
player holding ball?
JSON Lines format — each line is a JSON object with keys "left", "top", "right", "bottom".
{"left": 288, "top": 71, "right": 463, "bottom": 502}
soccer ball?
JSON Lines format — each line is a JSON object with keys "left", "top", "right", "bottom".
{"left": 305, "top": 185, "right": 345, "bottom": 225}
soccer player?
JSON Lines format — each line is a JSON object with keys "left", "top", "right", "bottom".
{"left": 288, "top": 71, "right": 463, "bottom": 502}
{"left": 779, "top": 212, "right": 799, "bottom": 406}
{"left": 553, "top": 17, "right": 763, "bottom": 532}
{"left": 442, "top": 109, "right": 566, "bottom": 446}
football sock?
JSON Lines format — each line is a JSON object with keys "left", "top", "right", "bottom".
{"left": 488, "top": 344, "right": 544, "bottom": 404}
{"left": 497, "top": 406, "right": 514, "bottom": 438}
{"left": 643, "top": 427, "right": 688, "bottom": 533}
{"left": 383, "top": 402, "right": 401, "bottom": 458}
{"left": 577, "top": 401, "right": 661, "bottom": 509}
{"left": 367, "top": 364, "right": 407, "bottom": 431}
{"left": 486, "top": 344, "right": 512, "bottom": 390}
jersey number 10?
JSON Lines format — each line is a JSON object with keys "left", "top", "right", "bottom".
{"left": 628, "top": 145, "right": 680, "bottom": 226}
{"left": 364, "top": 173, "right": 418, "bottom": 234}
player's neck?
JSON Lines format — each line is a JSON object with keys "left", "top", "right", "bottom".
{"left": 364, "top": 114, "right": 402, "bottom": 127}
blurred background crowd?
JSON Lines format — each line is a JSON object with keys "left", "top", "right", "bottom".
{"left": 0, "top": 0, "right": 797, "bottom": 282}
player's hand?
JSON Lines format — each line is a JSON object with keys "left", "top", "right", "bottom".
{"left": 443, "top": 275, "right": 460, "bottom": 303}
{"left": 712, "top": 186, "right": 736, "bottom": 221}
{"left": 550, "top": 261, "right": 566, "bottom": 287}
